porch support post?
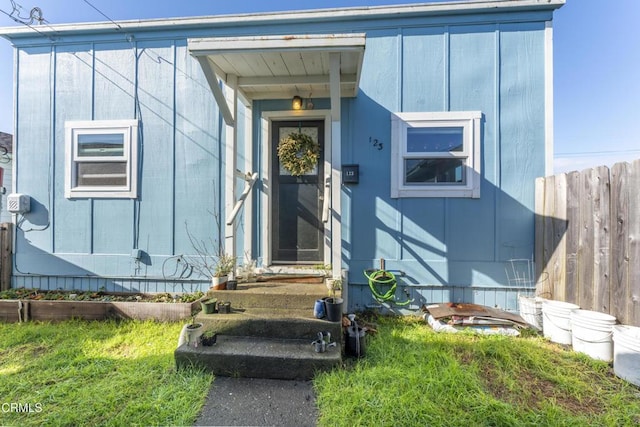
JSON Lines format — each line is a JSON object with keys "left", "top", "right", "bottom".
{"left": 329, "top": 53, "right": 343, "bottom": 294}
{"left": 224, "top": 74, "right": 238, "bottom": 270}
{"left": 243, "top": 103, "right": 254, "bottom": 263}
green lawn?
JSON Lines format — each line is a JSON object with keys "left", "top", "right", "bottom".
{"left": 0, "top": 320, "right": 212, "bottom": 426}
{"left": 314, "top": 316, "right": 640, "bottom": 427}
{"left": 1, "top": 316, "right": 638, "bottom": 427}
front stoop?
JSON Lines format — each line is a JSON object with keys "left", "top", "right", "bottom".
{"left": 175, "top": 335, "right": 342, "bottom": 380}
{"left": 196, "top": 309, "right": 343, "bottom": 339}
{"left": 174, "top": 280, "right": 344, "bottom": 379}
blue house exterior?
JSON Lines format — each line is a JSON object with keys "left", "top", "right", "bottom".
{"left": 0, "top": 0, "right": 564, "bottom": 312}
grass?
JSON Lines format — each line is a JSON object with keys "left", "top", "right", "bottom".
{"left": 314, "top": 316, "right": 640, "bottom": 427}
{"left": 0, "top": 319, "right": 212, "bottom": 426}
{"left": 1, "top": 316, "right": 639, "bottom": 426}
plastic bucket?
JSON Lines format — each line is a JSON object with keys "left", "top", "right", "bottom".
{"left": 570, "top": 310, "right": 616, "bottom": 361}
{"left": 518, "top": 295, "right": 544, "bottom": 330}
{"left": 542, "top": 300, "right": 580, "bottom": 345}
{"left": 612, "top": 325, "right": 640, "bottom": 387}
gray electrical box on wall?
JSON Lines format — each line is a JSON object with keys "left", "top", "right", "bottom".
{"left": 342, "top": 164, "right": 359, "bottom": 184}
{"left": 7, "top": 193, "right": 30, "bottom": 213}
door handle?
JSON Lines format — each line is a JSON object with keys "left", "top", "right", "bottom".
{"left": 321, "top": 174, "right": 331, "bottom": 223}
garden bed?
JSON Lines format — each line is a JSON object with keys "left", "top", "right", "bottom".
{"left": 0, "top": 288, "right": 203, "bottom": 322}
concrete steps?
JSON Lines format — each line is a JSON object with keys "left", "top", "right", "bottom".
{"left": 174, "top": 279, "right": 343, "bottom": 380}
{"left": 196, "top": 309, "right": 342, "bottom": 340}
{"left": 206, "top": 281, "right": 330, "bottom": 310}
{"left": 175, "top": 335, "right": 341, "bottom": 380}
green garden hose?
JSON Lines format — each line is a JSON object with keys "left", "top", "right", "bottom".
{"left": 363, "top": 269, "right": 412, "bottom": 306}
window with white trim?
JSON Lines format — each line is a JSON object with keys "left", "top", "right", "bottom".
{"left": 391, "top": 111, "right": 482, "bottom": 198}
{"left": 65, "top": 120, "right": 139, "bottom": 199}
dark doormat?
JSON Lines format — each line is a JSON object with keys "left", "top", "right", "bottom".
{"left": 194, "top": 377, "right": 318, "bottom": 427}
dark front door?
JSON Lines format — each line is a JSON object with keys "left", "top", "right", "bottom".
{"left": 271, "top": 120, "right": 324, "bottom": 263}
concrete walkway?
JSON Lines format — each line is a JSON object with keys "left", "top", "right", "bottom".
{"left": 194, "top": 377, "right": 318, "bottom": 427}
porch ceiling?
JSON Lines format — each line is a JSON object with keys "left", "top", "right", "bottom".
{"left": 187, "top": 33, "right": 366, "bottom": 100}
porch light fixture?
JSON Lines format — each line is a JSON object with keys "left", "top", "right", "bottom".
{"left": 292, "top": 96, "right": 303, "bottom": 110}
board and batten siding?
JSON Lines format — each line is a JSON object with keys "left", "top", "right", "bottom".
{"left": 8, "top": 7, "right": 553, "bottom": 309}
{"left": 12, "top": 40, "right": 249, "bottom": 292}
{"left": 342, "top": 22, "right": 547, "bottom": 312}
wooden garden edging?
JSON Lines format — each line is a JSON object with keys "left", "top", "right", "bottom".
{"left": 535, "top": 158, "right": 640, "bottom": 327}
{"left": 0, "top": 298, "right": 200, "bottom": 323}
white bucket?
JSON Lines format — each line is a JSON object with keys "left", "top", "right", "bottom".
{"left": 542, "top": 300, "right": 580, "bottom": 345}
{"left": 570, "top": 310, "right": 616, "bottom": 361}
{"left": 518, "top": 295, "right": 544, "bottom": 330}
{"left": 612, "top": 325, "right": 640, "bottom": 387}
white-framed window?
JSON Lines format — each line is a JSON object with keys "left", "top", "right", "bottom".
{"left": 390, "top": 111, "right": 482, "bottom": 198}
{"left": 65, "top": 119, "right": 139, "bottom": 199}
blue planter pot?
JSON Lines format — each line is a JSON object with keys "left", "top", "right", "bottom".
{"left": 314, "top": 298, "right": 327, "bottom": 319}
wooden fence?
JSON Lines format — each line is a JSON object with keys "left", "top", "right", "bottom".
{"left": 535, "top": 159, "right": 640, "bottom": 327}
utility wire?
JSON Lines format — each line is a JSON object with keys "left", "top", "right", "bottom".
{"left": 8, "top": 0, "right": 42, "bottom": 24}
{"left": 82, "top": 0, "right": 121, "bottom": 29}
{"left": 555, "top": 148, "right": 640, "bottom": 158}
{"left": 0, "top": 6, "right": 55, "bottom": 41}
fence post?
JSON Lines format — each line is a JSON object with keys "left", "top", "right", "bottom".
{"left": 629, "top": 159, "right": 640, "bottom": 326}
{"left": 0, "top": 222, "right": 12, "bottom": 291}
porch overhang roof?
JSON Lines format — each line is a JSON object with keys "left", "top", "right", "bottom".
{"left": 187, "top": 33, "right": 366, "bottom": 102}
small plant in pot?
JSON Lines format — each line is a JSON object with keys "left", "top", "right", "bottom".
{"left": 200, "top": 297, "right": 218, "bottom": 314}
{"left": 325, "top": 277, "right": 342, "bottom": 298}
{"left": 324, "top": 278, "right": 343, "bottom": 322}
{"left": 211, "top": 253, "right": 235, "bottom": 290}
{"left": 185, "top": 314, "right": 204, "bottom": 347}
{"left": 200, "top": 330, "right": 217, "bottom": 346}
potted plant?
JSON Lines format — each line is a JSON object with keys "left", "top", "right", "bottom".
{"left": 226, "top": 278, "right": 238, "bottom": 290}
{"left": 185, "top": 223, "right": 236, "bottom": 290}
{"left": 184, "top": 314, "right": 204, "bottom": 347}
{"left": 324, "top": 278, "right": 343, "bottom": 322}
{"left": 211, "top": 253, "right": 236, "bottom": 290}
{"left": 200, "top": 297, "right": 218, "bottom": 314}
{"left": 200, "top": 330, "right": 217, "bottom": 346}
{"left": 325, "top": 277, "right": 342, "bottom": 297}
{"left": 217, "top": 301, "right": 231, "bottom": 314}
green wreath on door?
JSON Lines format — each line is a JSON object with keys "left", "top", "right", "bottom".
{"left": 277, "top": 132, "right": 320, "bottom": 176}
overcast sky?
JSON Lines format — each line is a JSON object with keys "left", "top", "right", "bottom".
{"left": 0, "top": 0, "right": 638, "bottom": 174}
